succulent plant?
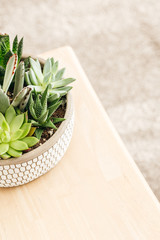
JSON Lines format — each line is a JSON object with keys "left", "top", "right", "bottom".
{"left": 0, "top": 54, "right": 31, "bottom": 114}
{"left": 25, "top": 57, "right": 75, "bottom": 100}
{"left": 0, "top": 106, "right": 39, "bottom": 159}
{"left": 0, "top": 33, "right": 76, "bottom": 160}
{"left": 28, "top": 85, "right": 64, "bottom": 131}
{"left": 0, "top": 34, "right": 23, "bottom": 70}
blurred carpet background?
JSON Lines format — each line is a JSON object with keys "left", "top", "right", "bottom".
{"left": 0, "top": 0, "right": 160, "bottom": 199}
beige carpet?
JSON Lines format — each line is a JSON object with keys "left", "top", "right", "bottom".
{"left": 1, "top": 0, "right": 160, "bottom": 199}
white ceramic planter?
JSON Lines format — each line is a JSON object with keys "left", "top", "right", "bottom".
{"left": 0, "top": 57, "right": 74, "bottom": 187}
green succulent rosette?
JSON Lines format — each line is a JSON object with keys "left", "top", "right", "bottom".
{"left": 25, "top": 57, "right": 75, "bottom": 101}
{"left": 0, "top": 106, "right": 39, "bottom": 159}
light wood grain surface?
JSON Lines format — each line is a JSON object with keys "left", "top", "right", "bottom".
{"left": 0, "top": 47, "right": 160, "bottom": 240}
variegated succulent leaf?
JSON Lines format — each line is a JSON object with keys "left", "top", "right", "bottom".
{"left": 3, "top": 54, "right": 18, "bottom": 93}
{"left": 12, "top": 35, "right": 18, "bottom": 54}
{"left": 17, "top": 37, "right": 23, "bottom": 63}
{"left": 24, "top": 56, "right": 31, "bottom": 72}
{"left": 12, "top": 86, "right": 31, "bottom": 111}
{"left": 13, "top": 61, "right": 25, "bottom": 98}
{"left": 19, "top": 87, "right": 32, "bottom": 111}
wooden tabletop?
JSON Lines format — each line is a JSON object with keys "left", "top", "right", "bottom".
{"left": 0, "top": 47, "right": 160, "bottom": 239}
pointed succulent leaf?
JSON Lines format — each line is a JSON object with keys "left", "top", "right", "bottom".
{"left": 13, "top": 61, "right": 25, "bottom": 98}
{"left": 55, "top": 68, "right": 65, "bottom": 81}
{"left": 52, "top": 117, "right": 65, "bottom": 124}
{"left": 43, "top": 58, "right": 52, "bottom": 75}
{"left": 35, "top": 95, "right": 43, "bottom": 118}
{"left": 10, "top": 140, "right": 28, "bottom": 151}
{"left": 35, "top": 128, "right": 43, "bottom": 140}
{"left": 41, "top": 84, "right": 49, "bottom": 105}
{"left": 28, "top": 85, "right": 43, "bottom": 93}
{"left": 28, "top": 126, "right": 36, "bottom": 136}
{"left": 52, "top": 61, "right": 58, "bottom": 74}
{"left": 43, "top": 72, "right": 51, "bottom": 84}
{"left": 42, "top": 120, "right": 57, "bottom": 129}
{"left": 50, "top": 73, "right": 55, "bottom": 83}
{"left": 7, "top": 147, "right": 22, "bottom": 158}
{"left": 30, "top": 120, "right": 40, "bottom": 127}
{"left": 17, "top": 37, "right": 23, "bottom": 63}
{"left": 29, "top": 95, "right": 37, "bottom": 119}
{"left": 2, "top": 119, "right": 10, "bottom": 131}
{"left": 12, "top": 35, "right": 18, "bottom": 54}
{"left": 49, "top": 89, "right": 68, "bottom": 97}
{"left": 1, "top": 131, "right": 10, "bottom": 143}
{"left": 29, "top": 105, "right": 37, "bottom": 120}
{"left": 19, "top": 123, "right": 31, "bottom": 139}
{"left": 29, "top": 68, "right": 39, "bottom": 85}
{"left": 12, "top": 86, "right": 31, "bottom": 108}
{"left": 47, "top": 93, "right": 60, "bottom": 102}
{"left": 24, "top": 111, "right": 28, "bottom": 123}
{"left": 24, "top": 56, "right": 31, "bottom": 72}
{"left": 11, "top": 129, "right": 23, "bottom": 141}
{"left": 35, "top": 59, "right": 41, "bottom": 71}
{"left": 3, "top": 54, "right": 18, "bottom": 93}
{"left": 19, "top": 88, "right": 31, "bottom": 111}
{"left": 0, "top": 143, "right": 9, "bottom": 155}
{"left": 10, "top": 113, "right": 24, "bottom": 132}
{"left": 48, "top": 100, "right": 62, "bottom": 118}
{"left": 24, "top": 71, "right": 31, "bottom": 85}
{"left": 1, "top": 153, "right": 10, "bottom": 159}
{"left": 39, "top": 110, "right": 49, "bottom": 124}
{"left": 51, "top": 86, "right": 72, "bottom": 93}
{"left": 50, "top": 57, "right": 54, "bottom": 67}
{"left": 22, "top": 137, "right": 39, "bottom": 147}
{"left": 0, "top": 88, "right": 10, "bottom": 114}
{"left": 30, "top": 58, "right": 43, "bottom": 83}
{"left": 0, "top": 112, "right": 6, "bottom": 127}
{"left": 53, "top": 78, "right": 75, "bottom": 88}
{"left": 5, "top": 105, "right": 16, "bottom": 124}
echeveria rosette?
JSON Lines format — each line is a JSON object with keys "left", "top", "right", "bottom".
{"left": 0, "top": 106, "right": 39, "bottom": 159}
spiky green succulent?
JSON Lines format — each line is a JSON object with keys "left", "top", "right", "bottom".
{"left": 0, "top": 34, "right": 23, "bottom": 81}
{"left": 0, "top": 106, "right": 39, "bottom": 159}
{"left": 25, "top": 57, "right": 75, "bottom": 101}
{"left": 0, "top": 54, "right": 31, "bottom": 114}
{"left": 29, "top": 85, "right": 64, "bottom": 130}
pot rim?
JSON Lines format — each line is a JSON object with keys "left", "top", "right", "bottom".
{"left": 0, "top": 56, "right": 73, "bottom": 166}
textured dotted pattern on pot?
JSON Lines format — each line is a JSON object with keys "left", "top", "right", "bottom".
{"left": 0, "top": 115, "right": 74, "bottom": 187}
